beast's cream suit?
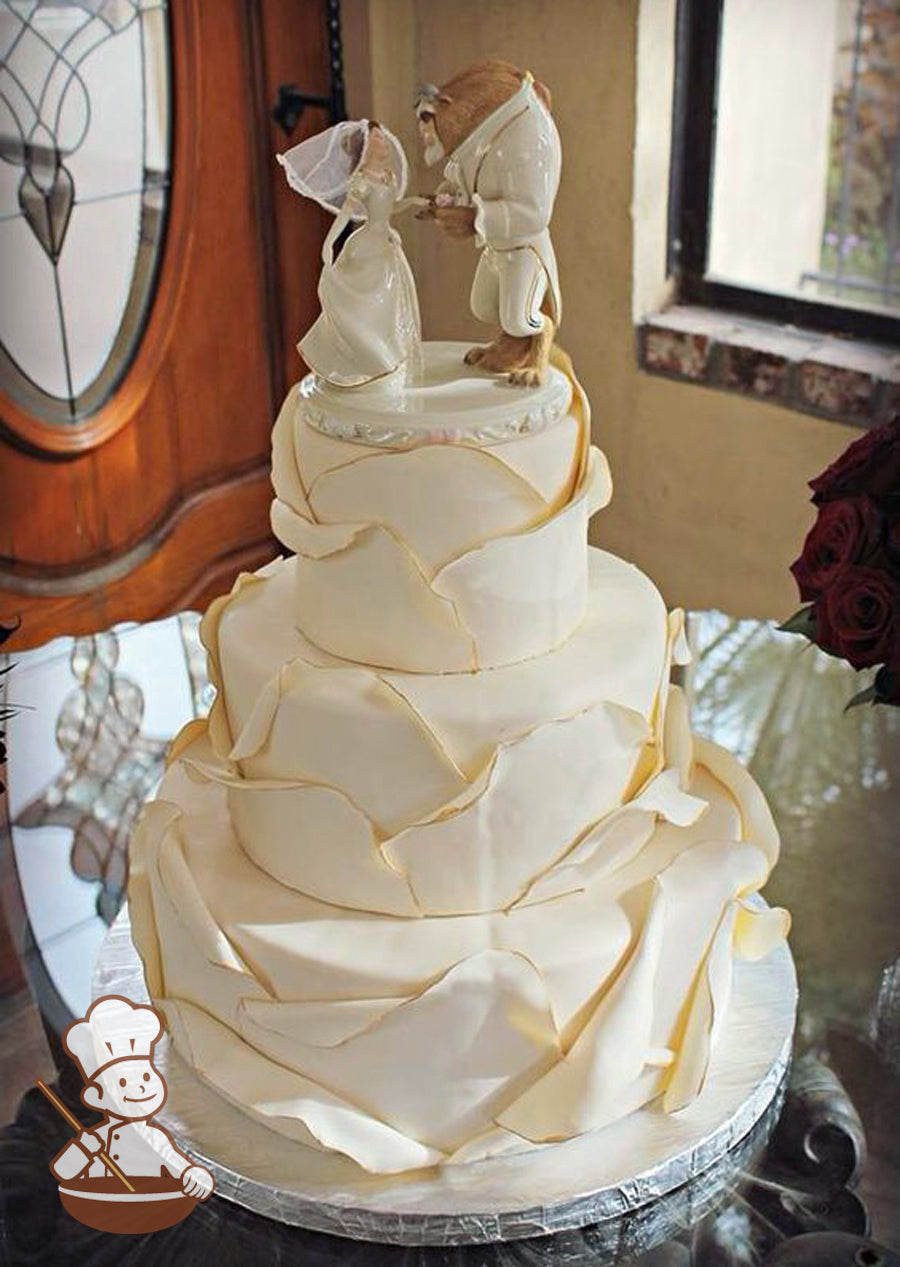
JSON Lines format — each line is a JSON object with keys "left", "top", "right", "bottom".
{"left": 441, "top": 73, "right": 562, "bottom": 337}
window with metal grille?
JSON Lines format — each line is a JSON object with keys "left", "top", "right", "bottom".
{"left": 669, "top": 0, "right": 899, "bottom": 345}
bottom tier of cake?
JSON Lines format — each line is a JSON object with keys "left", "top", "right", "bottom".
{"left": 130, "top": 735, "right": 789, "bottom": 1176}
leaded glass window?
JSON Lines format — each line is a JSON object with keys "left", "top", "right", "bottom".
{"left": 0, "top": 0, "right": 171, "bottom": 426}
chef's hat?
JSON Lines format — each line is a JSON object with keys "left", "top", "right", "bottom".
{"left": 64, "top": 996, "right": 163, "bottom": 1083}
{"left": 277, "top": 119, "right": 408, "bottom": 216}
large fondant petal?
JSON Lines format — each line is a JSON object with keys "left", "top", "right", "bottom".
{"left": 501, "top": 891, "right": 631, "bottom": 1037}
{"left": 646, "top": 837, "right": 770, "bottom": 1048}
{"left": 238, "top": 950, "right": 559, "bottom": 1152}
{"left": 692, "top": 736, "right": 780, "bottom": 866}
{"left": 307, "top": 443, "right": 549, "bottom": 575}
{"left": 734, "top": 899, "right": 791, "bottom": 960}
{"left": 227, "top": 669, "right": 282, "bottom": 762}
{"left": 128, "top": 800, "right": 178, "bottom": 999}
{"left": 270, "top": 498, "right": 366, "bottom": 559}
{"left": 157, "top": 827, "right": 254, "bottom": 977}
{"left": 294, "top": 524, "right": 478, "bottom": 672}
{"left": 587, "top": 448, "right": 613, "bottom": 515}
{"left": 134, "top": 801, "right": 270, "bottom": 1024}
{"left": 295, "top": 407, "right": 383, "bottom": 488}
{"left": 499, "top": 881, "right": 667, "bottom": 1140}
{"left": 485, "top": 413, "right": 582, "bottom": 508}
{"left": 270, "top": 389, "right": 311, "bottom": 519}
{"left": 549, "top": 344, "right": 594, "bottom": 492}
{"left": 162, "top": 998, "right": 443, "bottom": 1173}
{"left": 661, "top": 684, "right": 693, "bottom": 788}
{"left": 179, "top": 735, "right": 420, "bottom": 915}
{"left": 669, "top": 607, "right": 691, "bottom": 667}
{"left": 228, "top": 658, "right": 467, "bottom": 835}
{"left": 430, "top": 450, "right": 605, "bottom": 669}
{"left": 384, "top": 702, "right": 650, "bottom": 914}
{"left": 521, "top": 764, "right": 709, "bottom": 907}
{"left": 662, "top": 902, "right": 737, "bottom": 1112}
{"left": 198, "top": 564, "right": 281, "bottom": 760}
{"left": 241, "top": 995, "right": 407, "bottom": 1048}
{"left": 228, "top": 782, "right": 420, "bottom": 915}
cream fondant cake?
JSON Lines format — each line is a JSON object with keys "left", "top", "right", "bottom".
{"left": 129, "top": 341, "right": 790, "bottom": 1176}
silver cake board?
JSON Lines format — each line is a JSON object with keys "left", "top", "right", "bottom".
{"left": 92, "top": 905, "right": 797, "bottom": 1249}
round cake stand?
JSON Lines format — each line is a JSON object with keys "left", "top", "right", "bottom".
{"left": 93, "top": 905, "right": 797, "bottom": 1251}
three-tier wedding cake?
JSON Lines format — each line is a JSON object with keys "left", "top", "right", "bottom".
{"left": 129, "top": 70, "right": 789, "bottom": 1179}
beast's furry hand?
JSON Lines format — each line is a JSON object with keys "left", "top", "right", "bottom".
{"left": 433, "top": 205, "right": 477, "bottom": 239}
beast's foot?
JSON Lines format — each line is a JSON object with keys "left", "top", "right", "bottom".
{"left": 508, "top": 366, "right": 544, "bottom": 387}
{"left": 464, "top": 345, "right": 488, "bottom": 365}
{"left": 474, "top": 332, "right": 533, "bottom": 375}
{"left": 505, "top": 316, "right": 555, "bottom": 388}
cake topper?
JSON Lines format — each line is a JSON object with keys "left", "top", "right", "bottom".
{"left": 278, "top": 120, "right": 423, "bottom": 390}
{"left": 415, "top": 60, "right": 561, "bottom": 386}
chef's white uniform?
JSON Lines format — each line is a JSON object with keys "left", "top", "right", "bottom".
{"left": 441, "top": 73, "right": 562, "bottom": 337}
{"left": 52, "top": 1117, "right": 191, "bottom": 1182}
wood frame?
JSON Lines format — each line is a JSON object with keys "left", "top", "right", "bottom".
{"left": 0, "top": 0, "right": 286, "bottom": 647}
{"left": 669, "top": 0, "right": 900, "bottom": 347}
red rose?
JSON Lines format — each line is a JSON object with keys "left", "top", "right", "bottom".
{"left": 790, "top": 496, "right": 881, "bottom": 601}
{"left": 815, "top": 565, "right": 899, "bottom": 669}
{"left": 810, "top": 415, "right": 900, "bottom": 505}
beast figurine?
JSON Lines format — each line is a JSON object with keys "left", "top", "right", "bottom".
{"left": 416, "top": 60, "right": 561, "bottom": 386}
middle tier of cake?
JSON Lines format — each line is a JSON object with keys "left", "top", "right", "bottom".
{"left": 178, "top": 547, "right": 681, "bottom": 916}
{"left": 131, "top": 543, "right": 787, "bottom": 1175}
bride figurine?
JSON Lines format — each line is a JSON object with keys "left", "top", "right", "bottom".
{"left": 278, "top": 120, "right": 423, "bottom": 390}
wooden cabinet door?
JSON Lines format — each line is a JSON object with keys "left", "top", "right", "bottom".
{"left": 0, "top": 0, "right": 333, "bottom": 651}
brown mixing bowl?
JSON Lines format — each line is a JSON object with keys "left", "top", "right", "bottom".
{"left": 58, "top": 1175, "right": 198, "bottom": 1234}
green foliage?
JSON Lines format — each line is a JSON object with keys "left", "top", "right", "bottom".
{"left": 820, "top": 0, "right": 899, "bottom": 308}
{"left": 844, "top": 680, "right": 880, "bottom": 710}
{"left": 777, "top": 605, "right": 817, "bottom": 640}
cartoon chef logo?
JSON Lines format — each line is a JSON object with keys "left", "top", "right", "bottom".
{"left": 42, "top": 995, "right": 214, "bottom": 1234}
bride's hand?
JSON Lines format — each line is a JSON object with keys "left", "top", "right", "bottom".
{"left": 394, "top": 196, "right": 431, "bottom": 217}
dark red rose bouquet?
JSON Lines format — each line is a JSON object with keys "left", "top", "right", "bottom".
{"left": 781, "top": 415, "right": 900, "bottom": 709}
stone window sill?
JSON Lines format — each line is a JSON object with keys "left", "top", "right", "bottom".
{"left": 637, "top": 306, "right": 899, "bottom": 428}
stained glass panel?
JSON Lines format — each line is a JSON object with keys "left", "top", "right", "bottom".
{"left": 0, "top": 1, "right": 171, "bottom": 425}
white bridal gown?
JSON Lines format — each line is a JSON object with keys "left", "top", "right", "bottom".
{"left": 300, "top": 174, "right": 422, "bottom": 389}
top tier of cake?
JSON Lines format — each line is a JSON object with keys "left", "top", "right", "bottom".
{"left": 270, "top": 342, "right": 611, "bottom": 673}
